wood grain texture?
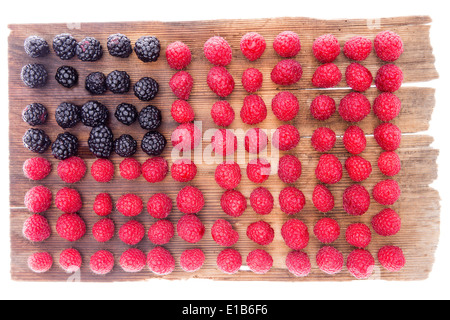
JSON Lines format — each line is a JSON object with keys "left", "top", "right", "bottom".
{"left": 8, "top": 16, "right": 439, "bottom": 282}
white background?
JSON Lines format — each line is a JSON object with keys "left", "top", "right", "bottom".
{"left": 0, "top": 0, "right": 449, "bottom": 300}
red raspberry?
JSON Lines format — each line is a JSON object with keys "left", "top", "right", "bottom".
{"left": 272, "top": 124, "right": 300, "bottom": 151}
{"left": 211, "top": 100, "right": 235, "bottom": 127}
{"left": 176, "top": 185, "right": 205, "bottom": 214}
{"left": 171, "top": 122, "right": 202, "bottom": 152}
{"left": 310, "top": 95, "right": 336, "bottom": 120}
{"left": 374, "top": 30, "right": 404, "bottom": 62}
{"left": 271, "top": 59, "right": 303, "bottom": 86}
{"left": 373, "top": 92, "right": 401, "bottom": 122}
{"left": 165, "top": 41, "right": 191, "bottom": 70}
{"left": 116, "top": 193, "right": 143, "bottom": 217}
{"left": 249, "top": 187, "right": 274, "bottom": 215}
{"left": 148, "top": 219, "right": 175, "bottom": 245}
{"left": 313, "top": 217, "right": 340, "bottom": 244}
{"left": 345, "top": 155, "right": 372, "bottom": 182}
{"left": 378, "top": 245, "right": 406, "bottom": 272}
{"left": 315, "top": 154, "right": 342, "bottom": 184}
{"left": 373, "top": 179, "right": 401, "bottom": 206}
{"left": 313, "top": 34, "right": 340, "bottom": 63}
{"left": 57, "top": 156, "right": 85, "bottom": 183}
{"left": 281, "top": 218, "right": 309, "bottom": 250}
{"left": 171, "top": 99, "right": 195, "bottom": 123}
{"left": 211, "top": 219, "right": 239, "bottom": 247}
{"left": 374, "top": 123, "right": 401, "bottom": 152}
{"left": 312, "top": 184, "right": 335, "bottom": 213}
{"left": 177, "top": 213, "right": 205, "bottom": 243}
{"left": 378, "top": 151, "right": 401, "bottom": 177}
{"left": 273, "top": 31, "right": 301, "bottom": 58}
{"left": 316, "top": 246, "right": 344, "bottom": 275}
{"left": 279, "top": 186, "right": 305, "bottom": 215}
{"left": 372, "top": 208, "right": 401, "bottom": 236}
{"left": 180, "top": 248, "right": 205, "bottom": 272}
{"left": 207, "top": 66, "right": 235, "bottom": 97}
{"left": 171, "top": 158, "right": 197, "bottom": 182}
{"left": 24, "top": 185, "right": 52, "bottom": 213}
{"left": 211, "top": 128, "right": 237, "bottom": 156}
{"left": 271, "top": 91, "right": 299, "bottom": 122}
{"left": 90, "top": 250, "right": 114, "bottom": 275}
{"left": 120, "top": 248, "right": 146, "bottom": 273}
{"left": 55, "top": 187, "right": 82, "bottom": 213}
{"left": 343, "top": 184, "right": 370, "bottom": 216}
{"left": 56, "top": 213, "right": 86, "bottom": 242}
{"left": 91, "top": 158, "right": 114, "bottom": 183}
{"left": 147, "top": 193, "right": 172, "bottom": 219}
{"left": 215, "top": 161, "right": 241, "bottom": 190}
{"left": 311, "top": 127, "right": 336, "bottom": 152}
{"left": 93, "top": 193, "right": 112, "bottom": 216}
{"left": 23, "top": 157, "right": 52, "bottom": 181}
{"left": 247, "top": 220, "right": 274, "bottom": 245}
{"left": 28, "top": 252, "right": 52, "bottom": 273}
{"left": 277, "top": 154, "right": 302, "bottom": 184}
{"left": 141, "top": 156, "right": 168, "bottom": 183}
{"left": 203, "top": 36, "right": 232, "bottom": 66}
{"left": 343, "top": 125, "right": 367, "bottom": 155}
{"left": 375, "top": 64, "right": 403, "bottom": 92}
{"left": 169, "top": 70, "right": 193, "bottom": 100}
{"left": 119, "top": 220, "right": 145, "bottom": 245}
{"left": 286, "top": 250, "right": 311, "bottom": 277}
{"left": 343, "top": 36, "right": 372, "bottom": 61}
{"left": 345, "top": 63, "right": 373, "bottom": 92}
{"left": 240, "top": 94, "right": 267, "bottom": 125}
{"left": 221, "top": 189, "right": 247, "bottom": 217}
{"left": 242, "top": 68, "right": 263, "bottom": 93}
{"left": 345, "top": 223, "right": 372, "bottom": 248}
{"left": 246, "top": 249, "right": 273, "bottom": 274}
{"left": 147, "top": 247, "right": 175, "bottom": 276}
{"left": 119, "top": 157, "right": 141, "bottom": 180}
{"left": 312, "top": 63, "right": 342, "bottom": 88}
{"left": 59, "top": 248, "right": 82, "bottom": 273}
{"left": 347, "top": 249, "right": 375, "bottom": 279}
{"left": 245, "top": 128, "right": 268, "bottom": 154}
{"left": 92, "top": 217, "right": 115, "bottom": 243}
{"left": 217, "top": 248, "right": 242, "bottom": 274}
{"left": 23, "top": 214, "right": 51, "bottom": 242}
{"left": 240, "top": 32, "right": 266, "bottom": 61}
{"left": 246, "top": 158, "right": 271, "bottom": 184}
{"left": 339, "top": 92, "right": 371, "bottom": 123}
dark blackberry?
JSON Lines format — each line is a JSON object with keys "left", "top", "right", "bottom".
{"left": 21, "top": 64, "right": 48, "bottom": 88}
{"left": 106, "top": 70, "right": 130, "bottom": 94}
{"left": 88, "top": 125, "right": 114, "bottom": 158}
{"left": 55, "top": 65, "right": 78, "bottom": 88}
{"left": 107, "top": 33, "right": 132, "bottom": 58}
{"left": 138, "top": 105, "right": 162, "bottom": 130}
{"left": 85, "top": 72, "right": 107, "bottom": 95}
{"left": 81, "top": 100, "right": 109, "bottom": 127}
{"left": 141, "top": 131, "right": 166, "bottom": 156}
{"left": 24, "top": 35, "right": 50, "bottom": 58}
{"left": 22, "top": 128, "right": 51, "bottom": 154}
{"left": 51, "top": 132, "right": 78, "bottom": 160}
{"left": 55, "top": 102, "right": 81, "bottom": 129}
{"left": 114, "top": 103, "right": 138, "bottom": 126}
{"left": 114, "top": 134, "right": 137, "bottom": 157}
{"left": 133, "top": 77, "right": 159, "bottom": 101}
{"left": 53, "top": 33, "right": 77, "bottom": 60}
{"left": 76, "top": 37, "right": 103, "bottom": 61}
{"left": 22, "top": 103, "right": 48, "bottom": 126}
{"left": 134, "top": 36, "right": 161, "bottom": 62}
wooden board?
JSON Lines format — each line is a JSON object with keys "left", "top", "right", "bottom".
{"left": 8, "top": 16, "right": 439, "bottom": 282}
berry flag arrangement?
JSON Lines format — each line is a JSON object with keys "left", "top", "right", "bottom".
{"left": 8, "top": 16, "right": 439, "bottom": 281}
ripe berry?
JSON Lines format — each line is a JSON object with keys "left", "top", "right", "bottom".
{"left": 147, "top": 193, "right": 172, "bottom": 219}
{"left": 119, "top": 220, "right": 145, "bottom": 245}
{"left": 171, "top": 99, "right": 195, "bottom": 123}
{"left": 343, "top": 36, "right": 372, "bottom": 61}
{"left": 374, "top": 30, "right": 404, "bottom": 62}
{"left": 315, "top": 154, "right": 342, "bottom": 184}
{"left": 343, "top": 184, "right": 371, "bottom": 216}
{"left": 246, "top": 158, "right": 271, "bottom": 184}
{"left": 271, "top": 59, "right": 303, "bottom": 86}
{"left": 176, "top": 186, "right": 205, "bottom": 214}
{"left": 272, "top": 124, "right": 300, "bottom": 151}
{"left": 312, "top": 184, "right": 335, "bottom": 213}
{"left": 313, "top": 217, "right": 340, "bottom": 244}
{"left": 93, "top": 193, "right": 112, "bottom": 216}
{"left": 90, "top": 250, "right": 114, "bottom": 275}
{"left": 313, "top": 34, "right": 340, "bottom": 63}
{"left": 347, "top": 249, "right": 375, "bottom": 279}
{"left": 211, "top": 129, "right": 237, "bottom": 156}
{"left": 91, "top": 158, "right": 114, "bottom": 183}
{"left": 23, "top": 214, "right": 51, "bottom": 242}
{"left": 240, "top": 94, "right": 267, "bottom": 125}
{"left": 177, "top": 214, "right": 205, "bottom": 243}
{"left": 310, "top": 95, "right": 336, "bottom": 121}
{"left": 207, "top": 66, "right": 235, "bottom": 97}
{"left": 345, "top": 223, "right": 372, "bottom": 248}
{"left": 240, "top": 32, "right": 266, "bottom": 61}
{"left": 378, "top": 245, "right": 405, "bottom": 272}
{"left": 59, "top": 248, "right": 82, "bottom": 273}
{"left": 171, "top": 159, "right": 197, "bottom": 182}
{"left": 345, "top": 155, "right": 372, "bottom": 182}
{"left": 246, "top": 249, "right": 273, "bottom": 274}
{"left": 271, "top": 91, "right": 299, "bottom": 122}
{"left": 375, "top": 64, "right": 403, "bottom": 92}
{"left": 147, "top": 247, "right": 175, "bottom": 276}
{"left": 373, "top": 92, "right": 401, "bottom": 122}
{"left": 211, "top": 100, "right": 235, "bottom": 127}
{"left": 169, "top": 70, "right": 193, "bottom": 100}
{"left": 247, "top": 220, "right": 275, "bottom": 246}
{"left": 28, "top": 252, "right": 52, "bottom": 273}
{"left": 277, "top": 154, "right": 302, "bottom": 184}
{"left": 92, "top": 218, "right": 115, "bottom": 243}
{"left": 345, "top": 62, "right": 373, "bottom": 92}
{"left": 312, "top": 63, "right": 342, "bottom": 88}
{"left": 338, "top": 92, "right": 371, "bottom": 123}
{"left": 378, "top": 151, "right": 401, "bottom": 177}
{"left": 286, "top": 250, "right": 311, "bottom": 277}
{"left": 55, "top": 187, "right": 82, "bottom": 214}
{"left": 311, "top": 127, "right": 336, "bottom": 152}
{"left": 57, "top": 156, "right": 86, "bottom": 183}
{"left": 343, "top": 125, "right": 367, "bottom": 155}
{"left": 23, "top": 157, "right": 52, "bottom": 181}
{"left": 171, "top": 123, "right": 202, "bottom": 152}
{"left": 215, "top": 161, "right": 241, "bottom": 190}
{"left": 245, "top": 128, "right": 268, "bottom": 154}
{"left": 372, "top": 179, "right": 401, "bottom": 206}
{"left": 249, "top": 187, "right": 274, "bottom": 215}
{"left": 24, "top": 185, "right": 52, "bottom": 213}
{"left": 56, "top": 213, "right": 86, "bottom": 242}
{"left": 120, "top": 248, "right": 146, "bottom": 273}
{"left": 165, "top": 41, "right": 191, "bottom": 70}
{"left": 119, "top": 157, "right": 141, "bottom": 180}
{"left": 281, "top": 219, "right": 309, "bottom": 250}
{"left": 211, "top": 219, "right": 239, "bottom": 247}
{"left": 273, "top": 31, "right": 301, "bottom": 58}
{"left": 148, "top": 219, "right": 175, "bottom": 245}
{"left": 372, "top": 208, "right": 401, "bottom": 236}
{"left": 316, "top": 246, "right": 344, "bottom": 275}
{"left": 116, "top": 193, "right": 143, "bottom": 217}
{"left": 279, "top": 186, "right": 305, "bottom": 215}
{"left": 141, "top": 157, "right": 168, "bottom": 183}
{"left": 180, "top": 249, "right": 205, "bottom": 272}
{"left": 217, "top": 248, "right": 242, "bottom": 274}
{"left": 203, "top": 36, "right": 232, "bottom": 66}
{"left": 221, "top": 189, "right": 247, "bottom": 217}
{"left": 242, "top": 68, "right": 263, "bottom": 93}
